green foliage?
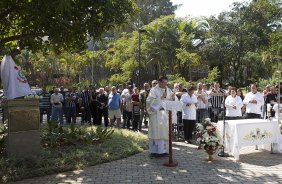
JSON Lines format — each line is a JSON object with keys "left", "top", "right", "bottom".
{"left": 167, "top": 74, "right": 189, "bottom": 87}
{"left": 95, "top": 126, "right": 115, "bottom": 142}
{"left": 0, "top": 123, "right": 7, "bottom": 155}
{"left": 107, "top": 15, "right": 209, "bottom": 83}
{"left": 42, "top": 122, "right": 115, "bottom": 148}
{"left": 200, "top": 0, "right": 281, "bottom": 86}
{"left": 134, "top": 0, "right": 178, "bottom": 26}
{"left": 72, "top": 80, "right": 91, "bottom": 91}
{"left": 200, "top": 67, "right": 220, "bottom": 84}
{"left": 0, "top": 128, "right": 147, "bottom": 183}
{"left": 0, "top": 0, "right": 138, "bottom": 54}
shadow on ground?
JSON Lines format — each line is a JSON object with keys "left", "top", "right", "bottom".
{"left": 11, "top": 142, "right": 282, "bottom": 184}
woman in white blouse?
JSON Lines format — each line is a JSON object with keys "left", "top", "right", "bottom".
{"left": 180, "top": 86, "right": 198, "bottom": 144}
{"left": 225, "top": 87, "right": 243, "bottom": 120}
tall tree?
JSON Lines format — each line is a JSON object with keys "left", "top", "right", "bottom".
{"left": 106, "top": 15, "right": 208, "bottom": 84}
{"left": 200, "top": 0, "right": 281, "bottom": 86}
{"left": 135, "top": 0, "right": 178, "bottom": 26}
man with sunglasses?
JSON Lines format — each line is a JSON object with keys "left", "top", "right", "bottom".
{"left": 151, "top": 80, "right": 158, "bottom": 88}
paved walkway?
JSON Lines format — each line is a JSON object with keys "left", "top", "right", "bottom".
{"left": 11, "top": 142, "right": 282, "bottom": 184}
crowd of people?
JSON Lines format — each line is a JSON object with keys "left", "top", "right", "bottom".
{"left": 143, "top": 77, "right": 281, "bottom": 157}
{"left": 39, "top": 82, "right": 153, "bottom": 131}
{"left": 38, "top": 78, "right": 282, "bottom": 157}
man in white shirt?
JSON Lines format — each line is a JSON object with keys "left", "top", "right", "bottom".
{"left": 181, "top": 86, "right": 198, "bottom": 144}
{"left": 243, "top": 84, "right": 264, "bottom": 119}
{"left": 50, "top": 88, "right": 64, "bottom": 124}
{"left": 121, "top": 85, "right": 133, "bottom": 129}
{"left": 194, "top": 83, "right": 208, "bottom": 124}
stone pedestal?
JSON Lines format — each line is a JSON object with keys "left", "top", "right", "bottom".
{"left": 3, "top": 99, "right": 40, "bottom": 157}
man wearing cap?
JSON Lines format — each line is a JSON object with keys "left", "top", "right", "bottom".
{"left": 146, "top": 76, "right": 173, "bottom": 157}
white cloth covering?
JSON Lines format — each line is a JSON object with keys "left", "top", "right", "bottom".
{"left": 218, "top": 119, "right": 282, "bottom": 160}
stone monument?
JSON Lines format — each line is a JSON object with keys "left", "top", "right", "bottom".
{"left": 3, "top": 99, "right": 40, "bottom": 157}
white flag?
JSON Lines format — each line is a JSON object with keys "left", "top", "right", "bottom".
{"left": 1, "top": 55, "right": 32, "bottom": 99}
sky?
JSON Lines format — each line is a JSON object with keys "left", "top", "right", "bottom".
{"left": 170, "top": 0, "right": 250, "bottom": 18}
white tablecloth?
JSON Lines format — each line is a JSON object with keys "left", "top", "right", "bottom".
{"left": 218, "top": 119, "right": 282, "bottom": 160}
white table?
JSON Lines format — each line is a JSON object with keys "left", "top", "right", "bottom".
{"left": 218, "top": 119, "right": 282, "bottom": 160}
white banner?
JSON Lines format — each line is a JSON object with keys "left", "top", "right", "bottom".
{"left": 1, "top": 55, "right": 31, "bottom": 99}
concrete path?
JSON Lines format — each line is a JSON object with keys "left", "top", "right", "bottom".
{"left": 11, "top": 142, "right": 282, "bottom": 184}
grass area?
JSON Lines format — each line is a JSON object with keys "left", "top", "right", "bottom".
{"left": 0, "top": 124, "right": 148, "bottom": 183}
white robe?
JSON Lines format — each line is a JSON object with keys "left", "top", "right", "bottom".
{"left": 146, "top": 85, "right": 172, "bottom": 154}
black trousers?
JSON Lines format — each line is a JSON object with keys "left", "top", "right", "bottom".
{"left": 90, "top": 101, "right": 99, "bottom": 125}
{"left": 81, "top": 106, "right": 91, "bottom": 123}
{"left": 183, "top": 119, "right": 196, "bottom": 141}
{"left": 245, "top": 113, "right": 261, "bottom": 119}
{"left": 98, "top": 107, "right": 109, "bottom": 127}
{"left": 126, "top": 111, "right": 133, "bottom": 129}
{"left": 225, "top": 116, "right": 242, "bottom": 120}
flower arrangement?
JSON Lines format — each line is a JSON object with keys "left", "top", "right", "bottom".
{"left": 196, "top": 118, "right": 222, "bottom": 153}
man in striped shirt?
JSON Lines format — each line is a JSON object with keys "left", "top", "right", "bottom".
{"left": 209, "top": 82, "right": 225, "bottom": 122}
{"left": 79, "top": 86, "right": 91, "bottom": 124}
{"left": 65, "top": 87, "right": 77, "bottom": 124}
{"left": 39, "top": 87, "right": 51, "bottom": 123}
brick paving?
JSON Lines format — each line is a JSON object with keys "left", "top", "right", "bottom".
{"left": 10, "top": 141, "right": 282, "bottom": 184}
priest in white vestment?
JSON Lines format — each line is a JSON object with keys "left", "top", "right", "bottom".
{"left": 146, "top": 76, "right": 173, "bottom": 157}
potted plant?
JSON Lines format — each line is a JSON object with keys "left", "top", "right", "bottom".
{"left": 195, "top": 118, "right": 222, "bottom": 161}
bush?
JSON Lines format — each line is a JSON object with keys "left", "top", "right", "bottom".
{"left": 42, "top": 121, "right": 115, "bottom": 147}
{"left": 0, "top": 123, "right": 7, "bottom": 156}
{"left": 0, "top": 125, "right": 148, "bottom": 183}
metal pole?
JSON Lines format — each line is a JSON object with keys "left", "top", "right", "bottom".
{"left": 277, "top": 61, "right": 280, "bottom": 124}
{"left": 137, "top": 29, "right": 147, "bottom": 90}
{"left": 92, "top": 41, "right": 95, "bottom": 84}
{"left": 138, "top": 31, "right": 141, "bottom": 91}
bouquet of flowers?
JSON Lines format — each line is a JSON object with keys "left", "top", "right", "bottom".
{"left": 195, "top": 118, "right": 222, "bottom": 152}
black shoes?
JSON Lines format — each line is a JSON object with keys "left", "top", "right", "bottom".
{"left": 150, "top": 153, "right": 169, "bottom": 158}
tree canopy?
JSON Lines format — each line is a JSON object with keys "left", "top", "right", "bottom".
{"left": 2, "top": 0, "right": 281, "bottom": 88}
{"left": 0, "top": 0, "right": 138, "bottom": 55}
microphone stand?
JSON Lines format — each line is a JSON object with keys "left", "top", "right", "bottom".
{"left": 218, "top": 93, "right": 229, "bottom": 157}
